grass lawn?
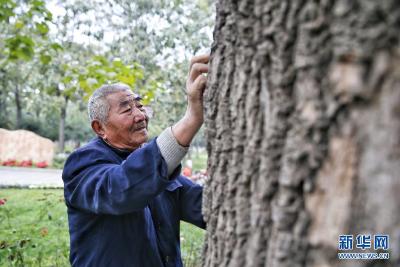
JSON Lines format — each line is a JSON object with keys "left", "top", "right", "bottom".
{"left": 0, "top": 189, "right": 205, "bottom": 267}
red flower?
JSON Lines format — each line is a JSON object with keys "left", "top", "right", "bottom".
{"left": 2, "top": 159, "right": 16, "bottom": 166}
{"left": 0, "top": 198, "right": 6, "bottom": 206}
{"left": 36, "top": 161, "right": 48, "bottom": 168}
{"left": 19, "top": 160, "right": 33, "bottom": 167}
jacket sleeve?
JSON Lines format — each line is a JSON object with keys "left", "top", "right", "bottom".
{"left": 178, "top": 176, "right": 206, "bottom": 229}
{"left": 63, "top": 139, "right": 176, "bottom": 215}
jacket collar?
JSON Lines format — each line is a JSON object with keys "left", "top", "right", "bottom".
{"left": 97, "top": 137, "right": 134, "bottom": 158}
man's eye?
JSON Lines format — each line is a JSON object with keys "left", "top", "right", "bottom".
{"left": 124, "top": 108, "right": 131, "bottom": 113}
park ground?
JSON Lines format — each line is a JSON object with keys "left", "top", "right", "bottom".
{"left": 0, "top": 189, "right": 205, "bottom": 267}
{"left": 0, "top": 149, "right": 208, "bottom": 267}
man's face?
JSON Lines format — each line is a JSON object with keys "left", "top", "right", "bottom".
{"left": 102, "top": 90, "right": 149, "bottom": 150}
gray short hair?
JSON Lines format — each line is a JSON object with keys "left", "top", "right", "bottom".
{"left": 88, "top": 83, "right": 131, "bottom": 124}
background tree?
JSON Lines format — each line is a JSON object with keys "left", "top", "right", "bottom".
{"left": 203, "top": 0, "right": 400, "bottom": 266}
{"left": 0, "top": 0, "right": 214, "bottom": 154}
{"left": 0, "top": 0, "right": 54, "bottom": 128}
{"left": 101, "top": 0, "right": 214, "bottom": 143}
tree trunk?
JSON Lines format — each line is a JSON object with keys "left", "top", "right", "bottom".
{"left": 14, "top": 83, "right": 22, "bottom": 128}
{"left": 58, "top": 96, "right": 68, "bottom": 152}
{"left": 0, "top": 83, "right": 4, "bottom": 123}
{"left": 203, "top": 1, "right": 400, "bottom": 267}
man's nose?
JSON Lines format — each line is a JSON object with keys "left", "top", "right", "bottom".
{"left": 132, "top": 107, "right": 146, "bottom": 122}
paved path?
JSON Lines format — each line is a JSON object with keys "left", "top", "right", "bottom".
{"left": 0, "top": 166, "right": 63, "bottom": 188}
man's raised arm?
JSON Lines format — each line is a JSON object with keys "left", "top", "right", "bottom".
{"left": 156, "top": 54, "right": 209, "bottom": 175}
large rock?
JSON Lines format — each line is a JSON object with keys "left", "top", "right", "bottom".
{"left": 0, "top": 128, "right": 55, "bottom": 164}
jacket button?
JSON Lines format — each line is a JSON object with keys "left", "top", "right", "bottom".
{"left": 165, "top": 256, "right": 170, "bottom": 262}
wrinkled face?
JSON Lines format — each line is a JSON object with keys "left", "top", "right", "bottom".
{"left": 103, "top": 90, "right": 149, "bottom": 150}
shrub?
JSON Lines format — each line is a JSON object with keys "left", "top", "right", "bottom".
{"left": 52, "top": 153, "right": 69, "bottom": 169}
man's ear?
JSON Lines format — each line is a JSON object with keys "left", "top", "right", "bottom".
{"left": 91, "top": 120, "right": 106, "bottom": 138}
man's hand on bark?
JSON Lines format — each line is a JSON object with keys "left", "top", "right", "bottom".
{"left": 172, "top": 54, "right": 210, "bottom": 147}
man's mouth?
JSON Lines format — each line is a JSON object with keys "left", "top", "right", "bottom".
{"left": 133, "top": 123, "right": 147, "bottom": 132}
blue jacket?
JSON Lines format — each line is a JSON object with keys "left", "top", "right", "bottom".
{"left": 62, "top": 137, "right": 205, "bottom": 267}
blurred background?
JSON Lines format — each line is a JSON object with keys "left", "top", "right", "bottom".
{"left": 0, "top": 0, "right": 214, "bottom": 266}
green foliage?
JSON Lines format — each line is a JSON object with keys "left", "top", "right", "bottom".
{"left": 90, "top": 0, "right": 213, "bottom": 141}
{"left": 5, "top": 35, "right": 35, "bottom": 60}
{"left": 10, "top": 99, "right": 93, "bottom": 142}
{"left": 19, "top": 114, "right": 59, "bottom": 140}
{"left": 0, "top": 0, "right": 54, "bottom": 62}
{"left": 0, "top": 0, "right": 17, "bottom": 22}
{"left": 63, "top": 55, "right": 148, "bottom": 102}
{"left": 0, "top": 189, "right": 205, "bottom": 266}
{"left": 52, "top": 154, "right": 68, "bottom": 169}
{"left": 64, "top": 102, "right": 93, "bottom": 141}
{"left": 0, "top": 0, "right": 213, "bottom": 148}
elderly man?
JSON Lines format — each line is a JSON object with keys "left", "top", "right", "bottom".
{"left": 62, "top": 55, "right": 209, "bottom": 267}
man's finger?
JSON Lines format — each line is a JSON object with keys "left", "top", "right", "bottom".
{"left": 192, "top": 74, "right": 207, "bottom": 91}
{"left": 189, "top": 63, "right": 209, "bottom": 83}
{"left": 189, "top": 54, "right": 210, "bottom": 70}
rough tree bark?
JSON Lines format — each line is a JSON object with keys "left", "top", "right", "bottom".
{"left": 203, "top": 1, "right": 400, "bottom": 267}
